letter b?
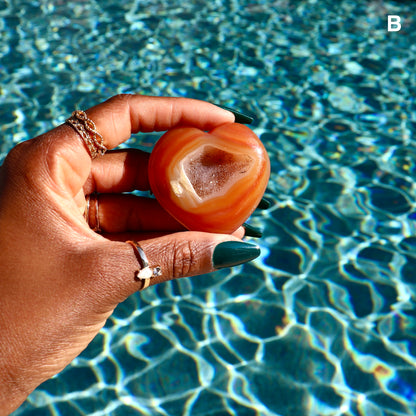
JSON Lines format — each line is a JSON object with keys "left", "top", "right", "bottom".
{"left": 388, "top": 15, "right": 401, "bottom": 32}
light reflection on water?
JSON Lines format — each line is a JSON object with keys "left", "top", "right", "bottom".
{"left": 2, "top": 0, "right": 416, "bottom": 415}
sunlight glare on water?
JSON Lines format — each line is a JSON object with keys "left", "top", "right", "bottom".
{"left": 2, "top": 0, "right": 416, "bottom": 415}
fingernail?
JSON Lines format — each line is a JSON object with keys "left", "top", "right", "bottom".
{"left": 257, "top": 197, "right": 272, "bottom": 210}
{"left": 215, "top": 104, "right": 254, "bottom": 124}
{"left": 243, "top": 223, "right": 263, "bottom": 238}
{"left": 213, "top": 241, "right": 260, "bottom": 269}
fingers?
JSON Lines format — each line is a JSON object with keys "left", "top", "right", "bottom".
{"left": 84, "top": 149, "right": 150, "bottom": 194}
{"left": 20, "top": 95, "right": 235, "bottom": 198}
{"left": 87, "top": 193, "right": 184, "bottom": 234}
{"left": 135, "top": 231, "right": 257, "bottom": 286}
{"left": 86, "top": 94, "right": 235, "bottom": 150}
{"left": 94, "top": 231, "right": 259, "bottom": 304}
{"left": 83, "top": 188, "right": 270, "bottom": 238}
{"left": 83, "top": 190, "right": 248, "bottom": 239}
{"left": 100, "top": 226, "right": 245, "bottom": 243}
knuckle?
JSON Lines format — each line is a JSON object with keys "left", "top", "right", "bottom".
{"left": 2, "top": 137, "right": 63, "bottom": 193}
{"left": 107, "top": 93, "right": 132, "bottom": 106}
{"left": 2, "top": 140, "right": 39, "bottom": 186}
{"left": 171, "top": 240, "right": 197, "bottom": 279}
{"left": 3, "top": 140, "right": 31, "bottom": 169}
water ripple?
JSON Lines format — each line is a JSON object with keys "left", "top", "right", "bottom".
{"left": 4, "top": 0, "right": 416, "bottom": 415}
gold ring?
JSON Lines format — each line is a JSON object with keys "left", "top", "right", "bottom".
{"left": 66, "top": 110, "right": 107, "bottom": 159}
{"left": 126, "top": 241, "right": 162, "bottom": 290}
{"left": 84, "top": 193, "right": 101, "bottom": 232}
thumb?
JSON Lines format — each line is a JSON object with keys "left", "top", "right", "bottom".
{"left": 136, "top": 232, "right": 261, "bottom": 284}
{"left": 92, "top": 232, "right": 260, "bottom": 305}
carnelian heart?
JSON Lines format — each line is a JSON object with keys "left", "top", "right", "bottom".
{"left": 148, "top": 123, "right": 270, "bottom": 233}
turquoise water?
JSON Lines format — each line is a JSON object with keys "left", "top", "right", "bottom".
{"left": 2, "top": 0, "right": 416, "bottom": 415}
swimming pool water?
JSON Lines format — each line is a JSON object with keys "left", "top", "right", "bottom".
{"left": 2, "top": 0, "right": 416, "bottom": 415}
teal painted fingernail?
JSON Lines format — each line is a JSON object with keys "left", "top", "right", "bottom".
{"left": 257, "top": 197, "right": 272, "bottom": 210}
{"left": 243, "top": 223, "right": 263, "bottom": 238}
{"left": 216, "top": 104, "right": 254, "bottom": 124}
{"left": 213, "top": 241, "right": 260, "bottom": 269}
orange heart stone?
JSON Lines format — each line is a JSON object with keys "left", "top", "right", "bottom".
{"left": 148, "top": 123, "right": 270, "bottom": 233}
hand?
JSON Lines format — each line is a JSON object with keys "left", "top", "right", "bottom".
{"left": 0, "top": 95, "right": 261, "bottom": 414}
